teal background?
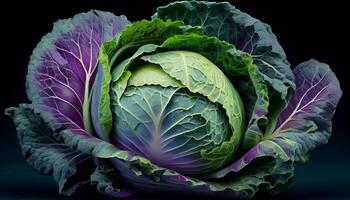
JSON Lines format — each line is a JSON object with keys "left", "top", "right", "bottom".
{"left": 1, "top": 0, "right": 349, "bottom": 199}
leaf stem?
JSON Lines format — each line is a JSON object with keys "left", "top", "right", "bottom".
{"left": 83, "top": 76, "right": 93, "bottom": 133}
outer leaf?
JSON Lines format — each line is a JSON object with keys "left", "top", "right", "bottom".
{"left": 5, "top": 104, "right": 95, "bottom": 195}
{"left": 26, "top": 10, "right": 130, "bottom": 136}
{"left": 108, "top": 138, "right": 295, "bottom": 199}
{"left": 38, "top": 113, "right": 296, "bottom": 199}
{"left": 142, "top": 51, "right": 244, "bottom": 163}
{"left": 91, "top": 160, "right": 133, "bottom": 198}
{"left": 207, "top": 137, "right": 298, "bottom": 178}
{"left": 274, "top": 59, "right": 342, "bottom": 155}
{"left": 153, "top": 1, "right": 295, "bottom": 97}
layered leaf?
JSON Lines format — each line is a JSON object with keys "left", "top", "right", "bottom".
{"left": 109, "top": 18, "right": 202, "bottom": 66}
{"left": 206, "top": 59, "right": 342, "bottom": 194}
{"left": 153, "top": 1, "right": 295, "bottom": 96}
{"left": 97, "top": 21, "right": 266, "bottom": 168}
{"left": 274, "top": 59, "right": 342, "bottom": 156}
{"left": 127, "top": 64, "right": 184, "bottom": 88}
{"left": 145, "top": 34, "right": 269, "bottom": 151}
{"left": 54, "top": 124, "right": 296, "bottom": 198}
{"left": 111, "top": 85, "right": 230, "bottom": 174}
{"left": 91, "top": 37, "right": 118, "bottom": 141}
{"left": 92, "top": 19, "right": 199, "bottom": 139}
{"left": 5, "top": 104, "right": 134, "bottom": 197}
{"left": 153, "top": 33, "right": 269, "bottom": 151}
{"left": 91, "top": 160, "right": 133, "bottom": 198}
{"left": 153, "top": 0, "right": 295, "bottom": 147}
{"left": 26, "top": 10, "right": 130, "bottom": 137}
{"left": 239, "top": 64, "right": 269, "bottom": 151}
{"left": 5, "top": 104, "right": 95, "bottom": 195}
{"left": 142, "top": 51, "right": 244, "bottom": 163}
{"left": 11, "top": 103, "right": 293, "bottom": 198}
{"left": 160, "top": 34, "right": 251, "bottom": 76}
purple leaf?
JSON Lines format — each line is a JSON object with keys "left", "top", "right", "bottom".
{"left": 275, "top": 59, "right": 341, "bottom": 134}
{"left": 26, "top": 10, "right": 130, "bottom": 135}
{"left": 274, "top": 59, "right": 342, "bottom": 154}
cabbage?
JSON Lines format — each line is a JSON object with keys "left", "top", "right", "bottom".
{"left": 5, "top": 1, "right": 342, "bottom": 199}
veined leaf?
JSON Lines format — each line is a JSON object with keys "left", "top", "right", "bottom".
{"left": 26, "top": 10, "right": 130, "bottom": 136}
{"left": 142, "top": 51, "right": 244, "bottom": 162}
{"left": 274, "top": 59, "right": 342, "bottom": 156}
{"left": 154, "top": 0, "right": 295, "bottom": 145}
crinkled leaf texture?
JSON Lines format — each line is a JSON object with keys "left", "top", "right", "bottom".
{"left": 95, "top": 19, "right": 250, "bottom": 171}
{"left": 5, "top": 104, "right": 132, "bottom": 197}
{"left": 5, "top": 1, "right": 342, "bottom": 199}
{"left": 4, "top": 105, "right": 297, "bottom": 198}
{"left": 153, "top": 0, "right": 295, "bottom": 152}
{"left": 5, "top": 104, "right": 94, "bottom": 195}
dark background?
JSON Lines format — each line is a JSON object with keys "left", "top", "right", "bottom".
{"left": 1, "top": 0, "right": 349, "bottom": 199}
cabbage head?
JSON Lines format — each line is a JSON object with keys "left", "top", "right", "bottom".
{"left": 5, "top": 1, "right": 342, "bottom": 199}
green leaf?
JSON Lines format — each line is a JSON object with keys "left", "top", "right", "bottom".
{"left": 92, "top": 19, "right": 200, "bottom": 141}
{"left": 111, "top": 71, "right": 132, "bottom": 106}
{"left": 110, "top": 18, "right": 202, "bottom": 67}
{"left": 91, "top": 160, "right": 133, "bottom": 198}
{"left": 127, "top": 63, "right": 184, "bottom": 88}
{"left": 91, "top": 38, "right": 118, "bottom": 141}
{"left": 111, "top": 44, "right": 159, "bottom": 82}
{"left": 154, "top": 0, "right": 296, "bottom": 138}
{"left": 111, "top": 84, "right": 230, "bottom": 174}
{"left": 5, "top": 104, "right": 95, "bottom": 195}
{"left": 156, "top": 33, "right": 271, "bottom": 150}
{"left": 239, "top": 64, "right": 269, "bottom": 151}
{"left": 160, "top": 33, "right": 251, "bottom": 76}
{"left": 154, "top": 1, "right": 295, "bottom": 96}
{"left": 142, "top": 51, "right": 244, "bottom": 162}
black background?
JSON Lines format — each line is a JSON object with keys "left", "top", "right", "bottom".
{"left": 1, "top": 0, "right": 349, "bottom": 199}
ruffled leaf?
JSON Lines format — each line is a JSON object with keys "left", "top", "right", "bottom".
{"left": 5, "top": 104, "right": 95, "bottom": 195}
{"left": 92, "top": 19, "right": 199, "bottom": 140}
{"left": 153, "top": 0, "right": 295, "bottom": 147}
{"left": 153, "top": 1, "right": 295, "bottom": 96}
{"left": 91, "top": 160, "right": 133, "bottom": 198}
